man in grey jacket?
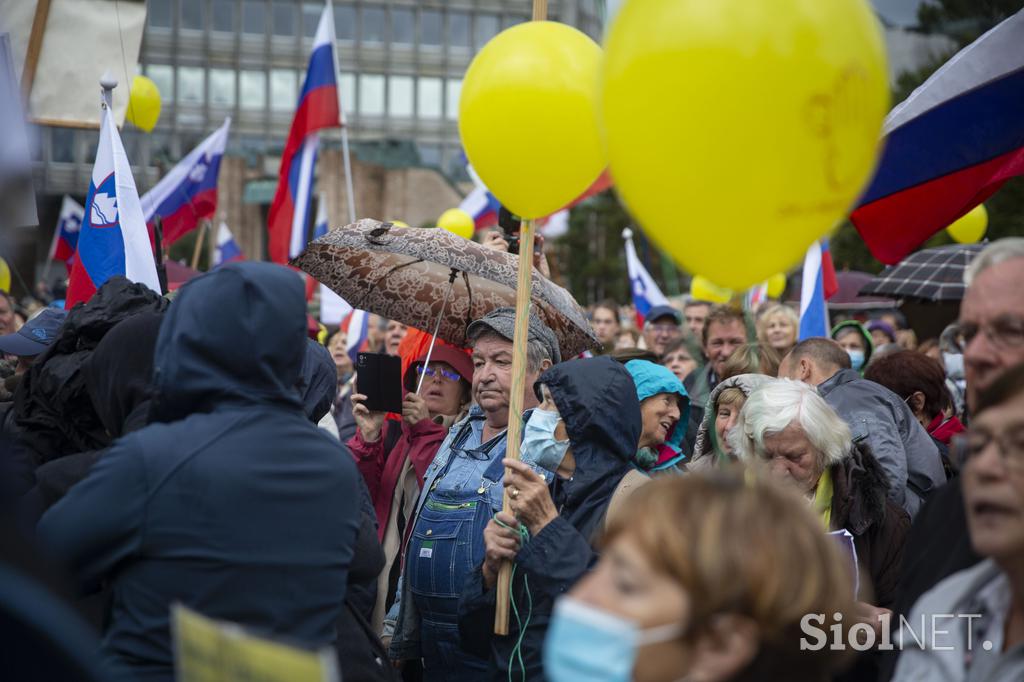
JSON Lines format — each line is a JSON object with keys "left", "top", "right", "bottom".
{"left": 780, "top": 338, "right": 945, "bottom": 518}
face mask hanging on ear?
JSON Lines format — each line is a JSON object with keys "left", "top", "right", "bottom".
{"left": 522, "top": 406, "right": 570, "bottom": 473}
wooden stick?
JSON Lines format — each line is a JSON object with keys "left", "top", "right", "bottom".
{"left": 190, "top": 220, "right": 208, "bottom": 271}
{"left": 21, "top": 0, "right": 52, "bottom": 102}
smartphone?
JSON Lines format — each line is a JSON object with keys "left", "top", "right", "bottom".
{"left": 356, "top": 352, "right": 403, "bottom": 413}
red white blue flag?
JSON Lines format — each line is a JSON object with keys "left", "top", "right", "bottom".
{"left": 623, "top": 228, "right": 670, "bottom": 328}
{"left": 268, "top": 3, "right": 342, "bottom": 264}
{"left": 798, "top": 239, "right": 839, "bottom": 340}
{"left": 851, "top": 10, "right": 1024, "bottom": 264}
{"left": 213, "top": 222, "right": 244, "bottom": 267}
{"left": 49, "top": 195, "right": 84, "bottom": 271}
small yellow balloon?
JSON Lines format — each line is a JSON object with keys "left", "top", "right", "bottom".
{"left": 388, "top": 220, "right": 410, "bottom": 228}
{"left": 125, "top": 75, "right": 162, "bottom": 133}
{"left": 460, "top": 21, "right": 605, "bottom": 219}
{"left": 0, "top": 257, "right": 9, "bottom": 293}
{"left": 691, "top": 275, "right": 733, "bottom": 304}
{"left": 946, "top": 204, "right": 988, "bottom": 244}
{"left": 601, "top": 0, "right": 888, "bottom": 290}
{"left": 437, "top": 208, "right": 475, "bottom": 240}
{"left": 766, "top": 273, "right": 787, "bottom": 299}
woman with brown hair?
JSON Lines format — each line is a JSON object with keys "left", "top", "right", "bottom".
{"left": 544, "top": 472, "right": 857, "bottom": 682}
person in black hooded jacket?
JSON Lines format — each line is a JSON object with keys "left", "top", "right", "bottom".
{"left": 38, "top": 262, "right": 362, "bottom": 682}
{"left": 457, "top": 355, "right": 643, "bottom": 681}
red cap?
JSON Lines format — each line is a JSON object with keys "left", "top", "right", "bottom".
{"left": 404, "top": 344, "right": 474, "bottom": 391}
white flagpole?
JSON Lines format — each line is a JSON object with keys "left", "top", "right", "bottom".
{"left": 326, "top": 0, "right": 357, "bottom": 225}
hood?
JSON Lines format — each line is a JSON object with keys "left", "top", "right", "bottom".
{"left": 300, "top": 339, "right": 338, "bottom": 424}
{"left": 692, "top": 373, "right": 775, "bottom": 460}
{"left": 151, "top": 262, "right": 306, "bottom": 422}
{"left": 831, "top": 320, "right": 874, "bottom": 370}
{"left": 84, "top": 311, "right": 163, "bottom": 438}
{"left": 624, "top": 360, "right": 690, "bottom": 468}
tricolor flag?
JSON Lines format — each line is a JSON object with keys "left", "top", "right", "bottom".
{"left": 48, "top": 195, "right": 84, "bottom": 272}
{"left": 851, "top": 10, "right": 1024, "bottom": 264}
{"left": 798, "top": 239, "right": 839, "bottom": 341}
{"left": 341, "top": 308, "right": 370, "bottom": 363}
{"left": 141, "top": 118, "right": 230, "bottom": 245}
{"left": 267, "top": 3, "right": 342, "bottom": 264}
{"left": 67, "top": 101, "right": 160, "bottom": 308}
{"left": 312, "top": 196, "right": 352, "bottom": 325}
{"left": 623, "top": 228, "right": 670, "bottom": 327}
{"left": 213, "top": 222, "right": 244, "bottom": 267}
{"left": 459, "top": 165, "right": 501, "bottom": 230}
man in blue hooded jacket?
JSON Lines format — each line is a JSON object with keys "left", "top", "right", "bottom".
{"left": 38, "top": 262, "right": 362, "bottom": 682}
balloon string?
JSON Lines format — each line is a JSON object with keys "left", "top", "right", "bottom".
{"left": 416, "top": 268, "right": 459, "bottom": 395}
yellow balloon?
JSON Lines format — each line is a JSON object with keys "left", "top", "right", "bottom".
{"left": 388, "top": 220, "right": 410, "bottom": 228}
{"left": 766, "top": 273, "right": 787, "bottom": 299}
{"left": 437, "top": 208, "right": 475, "bottom": 240}
{"left": 690, "top": 275, "right": 732, "bottom": 304}
{"left": 0, "top": 257, "right": 9, "bottom": 293}
{"left": 125, "top": 75, "right": 162, "bottom": 133}
{"left": 460, "top": 22, "right": 605, "bottom": 219}
{"left": 601, "top": 0, "right": 888, "bottom": 291}
{"left": 946, "top": 204, "right": 988, "bottom": 244}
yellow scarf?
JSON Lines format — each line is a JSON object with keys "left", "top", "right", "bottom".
{"left": 813, "top": 468, "right": 834, "bottom": 530}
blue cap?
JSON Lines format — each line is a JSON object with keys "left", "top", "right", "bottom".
{"left": 645, "top": 305, "right": 681, "bottom": 325}
{"left": 0, "top": 308, "right": 67, "bottom": 357}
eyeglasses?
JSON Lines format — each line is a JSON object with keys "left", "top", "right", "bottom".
{"left": 648, "top": 323, "right": 680, "bottom": 335}
{"left": 949, "top": 316, "right": 1024, "bottom": 354}
{"left": 955, "top": 426, "right": 1024, "bottom": 472}
{"left": 416, "top": 364, "right": 462, "bottom": 383}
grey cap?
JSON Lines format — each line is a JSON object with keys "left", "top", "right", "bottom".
{"left": 466, "top": 307, "right": 561, "bottom": 364}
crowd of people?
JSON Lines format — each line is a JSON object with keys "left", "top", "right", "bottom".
{"left": 1, "top": 236, "right": 1024, "bottom": 682}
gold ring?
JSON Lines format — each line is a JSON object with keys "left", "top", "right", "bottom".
{"left": 510, "top": 488, "right": 521, "bottom": 500}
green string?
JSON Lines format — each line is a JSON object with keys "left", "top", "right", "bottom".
{"left": 495, "top": 515, "right": 533, "bottom": 682}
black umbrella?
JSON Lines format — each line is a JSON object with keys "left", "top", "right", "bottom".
{"left": 859, "top": 243, "right": 986, "bottom": 302}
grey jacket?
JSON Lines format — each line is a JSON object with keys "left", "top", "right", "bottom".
{"left": 892, "top": 559, "right": 1024, "bottom": 682}
{"left": 818, "top": 369, "right": 945, "bottom": 519}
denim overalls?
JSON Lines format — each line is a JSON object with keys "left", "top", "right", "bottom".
{"left": 407, "top": 422, "right": 506, "bottom": 680}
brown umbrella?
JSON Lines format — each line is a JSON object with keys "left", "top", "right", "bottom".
{"left": 292, "top": 219, "right": 599, "bottom": 358}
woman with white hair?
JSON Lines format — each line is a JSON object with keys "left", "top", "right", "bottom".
{"left": 731, "top": 379, "right": 911, "bottom": 611}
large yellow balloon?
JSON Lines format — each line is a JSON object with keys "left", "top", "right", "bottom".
{"left": 437, "top": 208, "right": 475, "bottom": 240}
{"left": 125, "top": 75, "right": 162, "bottom": 133}
{"left": 601, "top": 0, "right": 888, "bottom": 291}
{"left": 690, "top": 275, "right": 732, "bottom": 304}
{"left": 766, "top": 273, "right": 787, "bottom": 299}
{"left": 460, "top": 22, "right": 605, "bottom": 219}
{"left": 0, "top": 257, "right": 9, "bottom": 293}
{"left": 946, "top": 204, "right": 988, "bottom": 244}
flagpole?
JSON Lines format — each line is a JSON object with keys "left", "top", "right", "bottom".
{"left": 327, "top": 0, "right": 357, "bottom": 225}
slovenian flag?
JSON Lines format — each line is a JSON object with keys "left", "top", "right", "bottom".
{"left": 213, "top": 222, "right": 244, "bottom": 267}
{"left": 851, "top": 10, "right": 1024, "bottom": 264}
{"left": 49, "top": 195, "right": 84, "bottom": 272}
{"left": 798, "top": 239, "right": 839, "bottom": 340}
{"left": 140, "top": 118, "right": 230, "bottom": 245}
{"left": 341, "top": 309, "right": 370, "bottom": 363}
{"left": 267, "top": 3, "right": 342, "bottom": 264}
{"left": 67, "top": 100, "right": 161, "bottom": 308}
{"left": 623, "top": 228, "right": 670, "bottom": 327}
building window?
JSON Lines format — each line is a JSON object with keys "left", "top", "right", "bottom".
{"left": 148, "top": 0, "right": 172, "bottom": 29}
{"left": 209, "top": 69, "right": 236, "bottom": 108}
{"left": 389, "top": 75, "right": 413, "bottom": 117}
{"left": 270, "top": 69, "right": 298, "bottom": 111}
{"left": 474, "top": 13, "right": 500, "bottom": 50}
{"left": 418, "top": 143, "right": 441, "bottom": 168}
{"left": 445, "top": 79, "right": 461, "bottom": 121}
{"left": 391, "top": 7, "right": 414, "bottom": 45}
{"left": 362, "top": 6, "right": 385, "bottom": 44}
{"left": 272, "top": 1, "right": 295, "bottom": 37}
{"left": 302, "top": 3, "right": 321, "bottom": 38}
{"left": 339, "top": 73, "right": 356, "bottom": 114}
{"left": 418, "top": 77, "right": 442, "bottom": 119}
{"left": 212, "top": 0, "right": 235, "bottom": 32}
{"left": 420, "top": 9, "right": 441, "bottom": 46}
{"left": 177, "top": 67, "right": 205, "bottom": 105}
{"left": 358, "top": 74, "right": 385, "bottom": 116}
{"left": 243, "top": 0, "right": 266, "bottom": 35}
{"left": 449, "top": 11, "right": 470, "bottom": 49}
{"left": 145, "top": 64, "right": 174, "bottom": 102}
{"left": 181, "top": 0, "right": 204, "bottom": 31}
{"left": 335, "top": 4, "right": 356, "bottom": 41}
{"left": 240, "top": 70, "right": 267, "bottom": 110}
{"left": 51, "top": 127, "right": 75, "bottom": 163}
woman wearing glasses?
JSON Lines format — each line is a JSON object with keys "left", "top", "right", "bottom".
{"left": 347, "top": 346, "right": 474, "bottom": 631}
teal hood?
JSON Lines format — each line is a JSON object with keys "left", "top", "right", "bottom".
{"left": 624, "top": 360, "right": 690, "bottom": 470}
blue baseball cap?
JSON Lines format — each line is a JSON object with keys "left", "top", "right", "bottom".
{"left": 0, "top": 308, "right": 67, "bottom": 357}
{"left": 645, "top": 305, "right": 682, "bottom": 325}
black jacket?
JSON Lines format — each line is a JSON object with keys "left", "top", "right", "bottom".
{"left": 38, "top": 263, "right": 362, "bottom": 682}
{"left": 457, "top": 356, "right": 643, "bottom": 681}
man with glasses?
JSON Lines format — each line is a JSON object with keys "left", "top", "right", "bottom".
{"left": 641, "top": 305, "right": 684, "bottom": 356}
{"left": 892, "top": 363, "right": 1024, "bottom": 681}
{"left": 388, "top": 308, "right": 557, "bottom": 679}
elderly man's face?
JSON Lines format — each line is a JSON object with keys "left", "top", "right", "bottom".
{"left": 760, "top": 423, "right": 823, "bottom": 496}
{"left": 643, "top": 317, "right": 682, "bottom": 356}
{"left": 471, "top": 334, "right": 543, "bottom": 423}
{"left": 963, "top": 390, "right": 1024, "bottom": 561}
{"left": 0, "top": 296, "right": 14, "bottom": 336}
{"left": 961, "top": 258, "right": 1024, "bottom": 412}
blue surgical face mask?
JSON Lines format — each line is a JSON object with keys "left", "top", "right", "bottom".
{"left": 847, "top": 349, "right": 865, "bottom": 371}
{"left": 544, "top": 597, "right": 684, "bottom": 682}
{"left": 522, "top": 406, "right": 569, "bottom": 473}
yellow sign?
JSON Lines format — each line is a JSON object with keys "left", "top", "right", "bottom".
{"left": 172, "top": 604, "right": 339, "bottom": 682}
